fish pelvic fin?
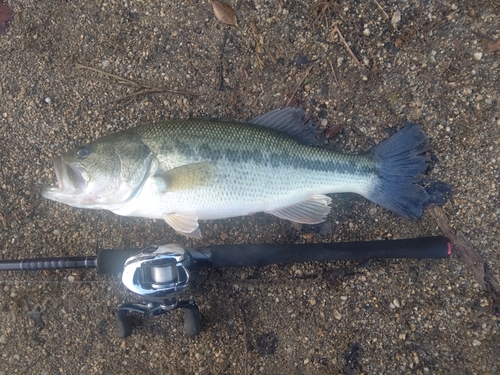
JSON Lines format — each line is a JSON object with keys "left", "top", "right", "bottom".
{"left": 265, "top": 194, "right": 332, "bottom": 224}
{"left": 157, "top": 161, "right": 214, "bottom": 191}
{"left": 365, "top": 123, "right": 451, "bottom": 220}
{"left": 163, "top": 211, "right": 202, "bottom": 238}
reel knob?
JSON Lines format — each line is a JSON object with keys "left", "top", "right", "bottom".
{"left": 180, "top": 301, "right": 202, "bottom": 337}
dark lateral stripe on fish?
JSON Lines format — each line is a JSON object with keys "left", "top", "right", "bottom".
{"left": 169, "top": 138, "right": 374, "bottom": 176}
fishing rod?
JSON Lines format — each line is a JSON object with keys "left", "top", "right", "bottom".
{"left": 0, "top": 236, "right": 451, "bottom": 338}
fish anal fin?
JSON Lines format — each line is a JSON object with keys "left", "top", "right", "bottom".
{"left": 158, "top": 161, "right": 214, "bottom": 191}
{"left": 163, "top": 212, "right": 202, "bottom": 238}
{"left": 265, "top": 194, "right": 332, "bottom": 224}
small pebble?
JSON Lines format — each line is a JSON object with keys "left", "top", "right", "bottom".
{"left": 363, "top": 28, "right": 370, "bottom": 36}
{"left": 391, "top": 10, "right": 401, "bottom": 28}
{"left": 44, "top": 97, "right": 51, "bottom": 104}
{"left": 68, "top": 275, "right": 75, "bottom": 283}
{"left": 473, "top": 52, "right": 482, "bottom": 60}
{"left": 333, "top": 310, "right": 342, "bottom": 320}
{"left": 472, "top": 339, "right": 481, "bottom": 346}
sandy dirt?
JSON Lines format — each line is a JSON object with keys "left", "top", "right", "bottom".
{"left": 0, "top": 0, "right": 499, "bottom": 374}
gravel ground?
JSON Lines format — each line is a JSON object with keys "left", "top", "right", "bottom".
{"left": 1, "top": 0, "right": 499, "bottom": 374}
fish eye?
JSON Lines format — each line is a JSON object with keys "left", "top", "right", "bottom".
{"left": 76, "top": 146, "right": 90, "bottom": 159}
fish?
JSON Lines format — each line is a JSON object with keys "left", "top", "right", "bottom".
{"left": 42, "top": 108, "right": 450, "bottom": 238}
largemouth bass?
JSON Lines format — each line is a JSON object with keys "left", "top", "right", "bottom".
{"left": 42, "top": 108, "right": 448, "bottom": 237}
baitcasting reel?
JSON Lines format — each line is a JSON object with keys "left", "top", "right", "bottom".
{"left": 116, "top": 244, "right": 201, "bottom": 338}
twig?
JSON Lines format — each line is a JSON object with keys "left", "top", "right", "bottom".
{"left": 328, "top": 59, "right": 339, "bottom": 86}
{"left": 239, "top": 305, "right": 248, "bottom": 375}
{"left": 332, "top": 26, "right": 360, "bottom": 65}
{"left": 105, "top": 87, "right": 198, "bottom": 105}
{"left": 430, "top": 205, "right": 500, "bottom": 301}
{"left": 286, "top": 63, "right": 314, "bottom": 107}
{"left": 373, "top": 0, "right": 389, "bottom": 19}
{"left": 302, "top": 10, "right": 323, "bottom": 31}
{"left": 75, "top": 63, "right": 140, "bottom": 87}
{"left": 75, "top": 63, "right": 199, "bottom": 104}
{"left": 0, "top": 211, "right": 6, "bottom": 229}
{"left": 303, "top": 0, "right": 333, "bottom": 31}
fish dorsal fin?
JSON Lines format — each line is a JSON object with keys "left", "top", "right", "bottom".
{"left": 156, "top": 161, "right": 214, "bottom": 191}
{"left": 265, "top": 194, "right": 332, "bottom": 224}
{"left": 249, "top": 108, "right": 324, "bottom": 145}
{"left": 163, "top": 211, "right": 202, "bottom": 238}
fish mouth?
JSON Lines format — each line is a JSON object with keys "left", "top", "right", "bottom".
{"left": 53, "top": 155, "right": 64, "bottom": 191}
{"left": 52, "top": 156, "right": 87, "bottom": 193}
{"left": 42, "top": 156, "right": 91, "bottom": 206}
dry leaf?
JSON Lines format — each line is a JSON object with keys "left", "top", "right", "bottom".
{"left": 0, "top": 0, "right": 13, "bottom": 34}
{"left": 212, "top": 1, "right": 239, "bottom": 28}
{"left": 488, "top": 40, "right": 500, "bottom": 53}
{"left": 324, "top": 124, "right": 343, "bottom": 139}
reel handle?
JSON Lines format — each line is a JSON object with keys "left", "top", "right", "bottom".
{"left": 115, "top": 309, "right": 132, "bottom": 339}
{"left": 115, "top": 300, "right": 202, "bottom": 338}
{"left": 182, "top": 301, "right": 202, "bottom": 337}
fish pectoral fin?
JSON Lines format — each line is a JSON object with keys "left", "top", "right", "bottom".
{"left": 163, "top": 212, "right": 202, "bottom": 238}
{"left": 157, "top": 161, "right": 214, "bottom": 191}
{"left": 265, "top": 195, "right": 332, "bottom": 224}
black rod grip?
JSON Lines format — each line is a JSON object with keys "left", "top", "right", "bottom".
{"left": 95, "top": 248, "right": 140, "bottom": 275}
{"left": 208, "top": 236, "right": 451, "bottom": 268}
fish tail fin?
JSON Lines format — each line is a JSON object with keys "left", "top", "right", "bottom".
{"left": 365, "top": 123, "right": 450, "bottom": 220}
